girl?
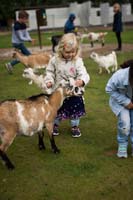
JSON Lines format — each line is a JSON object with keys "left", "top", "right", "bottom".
{"left": 45, "top": 33, "right": 90, "bottom": 137}
{"left": 106, "top": 60, "right": 133, "bottom": 158}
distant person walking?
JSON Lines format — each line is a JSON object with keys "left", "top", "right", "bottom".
{"left": 113, "top": 3, "right": 123, "bottom": 51}
{"left": 64, "top": 13, "right": 76, "bottom": 34}
{"left": 5, "top": 10, "right": 35, "bottom": 74}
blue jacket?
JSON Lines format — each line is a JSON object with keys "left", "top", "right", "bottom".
{"left": 113, "top": 11, "right": 123, "bottom": 32}
{"left": 64, "top": 14, "right": 76, "bottom": 34}
{"left": 106, "top": 68, "right": 132, "bottom": 116}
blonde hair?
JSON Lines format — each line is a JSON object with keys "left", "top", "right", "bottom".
{"left": 57, "top": 33, "right": 80, "bottom": 60}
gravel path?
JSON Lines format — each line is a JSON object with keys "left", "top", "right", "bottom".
{"left": 0, "top": 43, "right": 132, "bottom": 60}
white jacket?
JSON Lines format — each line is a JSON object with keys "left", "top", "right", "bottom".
{"left": 44, "top": 56, "right": 90, "bottom": 91}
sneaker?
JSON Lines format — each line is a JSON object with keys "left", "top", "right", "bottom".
{"left": 71, "top": 126, "right": 81, "bottom": 138}
{"left": 5, "top": 63, "right": 13, "bottom": 74}
{"left": 117, "top": 143, "right": 128, "bottom": 158}
{"left": 52, "top": 124, "right": 59, "bottom": 136}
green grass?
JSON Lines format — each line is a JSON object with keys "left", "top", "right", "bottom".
{"left": 0, "top": 51, "right": 133, "bottom": 200}
{"left": 0, "top": 31, "right": 63, "bottom": 48}
{"left": 0, "top": 27, "right": 132, "bottom": 48}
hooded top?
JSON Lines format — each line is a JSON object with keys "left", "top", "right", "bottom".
{"left": 64, "top": 13, "right": 76, "bottom": 34}
{"left": 113, "top": 11, "right": 123, "bottom": 32}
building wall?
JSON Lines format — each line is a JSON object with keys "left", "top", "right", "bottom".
{"left": 16, "top": 1, "right": 133, "bottom": 30}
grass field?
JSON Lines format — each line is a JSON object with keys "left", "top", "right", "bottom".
{"left": 0, "top": 29, "right": 133, "bottom": 200}
{"left": 0, "top": 26, "right": 133, "bottom": 48}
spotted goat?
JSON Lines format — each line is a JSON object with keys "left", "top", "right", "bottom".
{"left": 0, "top": 86, "right": 74, "bottom": 170}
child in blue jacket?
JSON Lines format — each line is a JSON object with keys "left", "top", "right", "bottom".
{"left": 64, "top": 13, "right": 76, "bottom": 34}
{"left": 113, "top": 3, "right": 123, "bottom": 51}
{"left": 5, "top": 10, "right": 35, "bottom": 74}
{"left": 106, "top": 60, "right": 133, "bottom": 158}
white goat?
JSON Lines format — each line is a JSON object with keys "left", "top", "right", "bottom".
{"left": 0, "top": 86, "right": 74, "bottom": 170}
{"left": 90, "top": 51, "right": 118, "bottom": 74}
{"left": 88, "top": 32, "right": 108, "bottom": 47}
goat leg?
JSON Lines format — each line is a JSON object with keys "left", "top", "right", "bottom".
{"left": 52, "top": 45, "right": 55, "bottom": 53}
{"left": 99, "top": 67, "right": 102, "bottom": 74}
{"left": 50, "top": 135, "right": 60, "bottom": 154}
{"left": 0, "top": 149, "right": 15, "bottom": 170}
{"left": 106, "top": 68, "right": 110, "bottom": 74}
{"left": 38, "top": 131, "right": 46, "bottom": 150}
{"left": 45, "top": 123, "right": 60, "bottom": 153}
{"left": 102, "top": 42, "right": 104, "bottom": 47}
{"left": 90, "top": 41, "right": 94, "bottom": 48}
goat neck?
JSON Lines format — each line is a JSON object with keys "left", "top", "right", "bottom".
{"left": 48, "top": 88, "right": 64, "bottom": 110}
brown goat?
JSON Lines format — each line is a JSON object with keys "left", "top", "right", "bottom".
{"left": 13, "top": 50, "right": 51, "bottom": 69}
{"left": 0, "top": 87, "right": 72, "bottom": 170}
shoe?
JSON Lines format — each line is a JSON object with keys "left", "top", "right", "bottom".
{"left": 71, "top": 126, "right": 81, "bottom": 138}
{"left": 5, "top": 63, "right": 13, "bottom": 74}
{"left": 117, "top": 143, "right": 128, "bottom": 158}
{"left": 52, "top": 124, "right": 59, "bottom": 136}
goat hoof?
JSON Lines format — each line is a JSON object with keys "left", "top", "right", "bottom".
{"left": 39, "top": 145, "right": 46, "bottom": 150}
{"left": 53, "top": 148, "right": 60, "bottom": 154}
{"left": 7, "top": 163, "right": 15, "bottom": 170}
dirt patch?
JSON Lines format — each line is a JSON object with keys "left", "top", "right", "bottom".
{"left": 0, "top": 43, "right": 133, "bottom": 60}
{"left": 81, "top": 43, "right": 133, "bottom": 58}
{"left": 0, "top": 46, "right": 51, "bottom": 60}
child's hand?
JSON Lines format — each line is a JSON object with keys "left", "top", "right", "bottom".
{"left": 31, "top": 39, "right": 36, "bottom": 45}
{"left": 75, "top": 79, "right": 84, "bottom": 87}
{"left": 46, "top": 82, "right": 52, "bottom": 88}
{"left": 126, "top": 102, "right": 133, "bottom": 109}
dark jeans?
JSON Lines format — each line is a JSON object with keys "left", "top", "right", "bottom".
{"left": 10, "top": 43, "right": 31, "bottom": 67}
{"left": 115, "top": 32, "right": 122, "bottom": 49}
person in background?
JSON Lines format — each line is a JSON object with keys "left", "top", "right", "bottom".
{"left": 64, "top": 13, "right": 76, "bottom": 34}
{"left": 45, "top": 33, "right": 90, "bottom": 138}
{"left": 5, "top": 10, "right": 35, "bottom": 74}
{"left": 106, "top": 60, "right": 133, "bottom": 158}
{"left": 113, "top": 3, "right": 123, "bottom": 51}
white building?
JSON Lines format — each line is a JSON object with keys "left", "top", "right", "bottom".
{"left": 16, "top": 1, "right": 133, "bottom": 30}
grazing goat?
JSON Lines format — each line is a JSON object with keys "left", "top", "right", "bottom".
{"left": 51, "top": 35, "right": 62, "bottom": 52}
{"left": 88, "top": 32, "right": 108, "bottom": 47}
{"left": 90, "top": 51, "right": 118, "bottom": 74}
{"left": 13, "top": 50, "right": 51, "bottom": 69}
{"left": 0, "top": 87, "right": 74, "bottom": 170}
